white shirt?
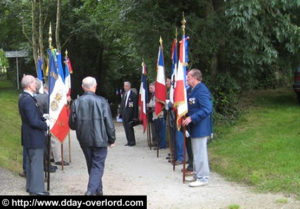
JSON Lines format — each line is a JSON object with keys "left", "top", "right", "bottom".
{"left": 125, "top": 90, "right": 131, "bottom": 107}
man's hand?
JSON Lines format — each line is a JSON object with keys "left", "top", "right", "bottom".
{"left": 109, "top": 143, "right": 115, "bottom": 148}
{"left": 182, "top": 116, "right": 192, "bottom": 126}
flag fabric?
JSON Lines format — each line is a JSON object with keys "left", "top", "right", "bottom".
{"left": 174, "top": 34, "right": 189, "bottom": 130}
{"left": 48, "top": 49, "right": 70, "bottom": 142}
{"left": 138, "top": 62, "right": 148, "bottom": 132}
{"left": 64, "top": 56, "right": 72, "bottom": 97}
{"left": 170, "top": 38, "right": 178, "bottom": 104}
{"left": 37, "top": 56, "right": 44, "bottom": 94}
{"left": 155, "top": 42, "right": 166, "bottom": 116}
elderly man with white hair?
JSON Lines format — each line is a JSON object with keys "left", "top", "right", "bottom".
{"left": 69, "top": 76, "right": 116, "bottom": 195}
{"left": 18, "top": 75, "right": 49, "bottom": 195}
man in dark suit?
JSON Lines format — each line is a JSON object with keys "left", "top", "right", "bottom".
{"left": 120, "top": 81, "right": 138, "bottom": 146}
{"left": 18, "top": 75, "right": 49, "bottom": 195}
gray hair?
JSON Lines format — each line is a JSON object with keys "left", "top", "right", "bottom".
{"left": 190, "top": 69, "right": 202, "bottom": 81}
{"left": 36, "top": 78, "right": 42, "bottom": 92}
{"left": 82, "top": 76, "right": 97, "bottom": 89}
{"left": 124, "top": 81, "right": 131, "bottom": 87}
{"left": 21, "top": 75, "right": 35, "bottom": 89}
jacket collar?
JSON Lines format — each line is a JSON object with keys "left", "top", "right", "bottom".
{"left": 83, "top": 91, "right": 96, "bottom": 96}
{"left": 191, "top": 82, "right": 202, "bottom": 92}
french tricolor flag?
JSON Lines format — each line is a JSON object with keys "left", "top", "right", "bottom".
{"left": 48, "top": 49, "right": 70, "bottom": 142}
{"left": 174, "top": 34, "right": 189, "bottom": 130}
{"left": 138, "top": 62, "right": 148, "bottom": 132}
{"left": 155, "top": 38, "right": 166, "bottom": 116}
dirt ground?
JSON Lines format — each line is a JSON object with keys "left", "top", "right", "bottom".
{"left": 1, "top": 122, "right": 299, "bottom": 209}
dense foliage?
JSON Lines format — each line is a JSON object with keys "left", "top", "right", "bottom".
{"left": 0, "top": 0, "right": 299, "bottom": 118}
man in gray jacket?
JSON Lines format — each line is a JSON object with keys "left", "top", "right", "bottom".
{"left": 69, "top": 76, "right": 116, "bottom": 195}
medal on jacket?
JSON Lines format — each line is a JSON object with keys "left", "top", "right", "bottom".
{"left": 189, "top": 98, "right": 196, "bottom": 105}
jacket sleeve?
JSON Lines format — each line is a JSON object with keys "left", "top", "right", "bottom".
{"left": 103, "top": 100, "right": 116, "bottom": 144}
{"left": 190, "top": 90, "right": 212, "bottom": 124}
{"left": 23, "top": 97, "right": 47, "bottom": 131}
{"left": 68, "top": 100, "right": 77, "bottom": 130}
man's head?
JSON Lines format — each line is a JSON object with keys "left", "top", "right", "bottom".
{"left": 35, "top": 78, "right": 42, "bottom": 94}
{"left": 166, "top": 77, "right": 171, "bottom": 89}
{"left": 187, "top": 69, "right": 202, "bottom": 88}
{"left": 21, "top": 75, "right": 37, "bottom": 93}
{"left": 124, "top": 81, "right": 131, "bottom": 92}
{"left": 149, "top": 82, "right": 155, "bottom": 93}
{"left": 82, "top": 76, "right": 97, "bottom": 93}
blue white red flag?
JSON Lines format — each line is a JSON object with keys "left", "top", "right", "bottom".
{"left": 48, "top": 49, "right": 70, "bottom": 142}
{"left": 138, "top": 62, "right": 148, "bottom": 132}
{"left": 174, "top": 34, "right": 189, "bottom": 130}
{"left": 170, "top": 38, "right": 178, "bottom": 104}
{"left": 64, "top": 56, "right": 72, "bottom": 97}
{"left": 155, "top": 39, "right": 166, "bottom": 116}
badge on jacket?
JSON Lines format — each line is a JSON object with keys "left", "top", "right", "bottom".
{"left": 128, "top": 102, "right": 134, "bottom": 107}
{"left": 189, "top": 98, "right": 196, "bottom": 105}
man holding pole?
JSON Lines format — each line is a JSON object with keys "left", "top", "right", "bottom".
{"left": 182, "top": 69, "right": 212, "bottom": 187}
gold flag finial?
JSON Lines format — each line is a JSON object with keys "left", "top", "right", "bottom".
{"left": 65, "top": 49, "right": 68, "bottom": 58}
{"left": 159, "top": 36, "right": 163, "bottom": 46}
{"left": 181, "top": 12, "right": 186, "bottom": 35}
{"left": 48, "top": 23, "right": 52, "bottom": 48}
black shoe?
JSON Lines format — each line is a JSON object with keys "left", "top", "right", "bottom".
{"left": 124, "top": 143, "right": 129, "bottom": 146}
{"left": 128, "top": 143, "right": 136, "bottom": 146}
{"left": 85, "top": 191, "right": 94, "bottom": 196}
{"left": 30, "top": 192, "right": 50, "bottom": 196}
{"left": 96, "top": 192, "right": 103, "bottom": 196}
{"left": 19, "top": 171, "right": 26, "bottom": 178}
{"left": 166, "top": 156, "right": 171, "bottom": 160}
{"left": 50, "top": 159, "right": 55, "bottom": 163}
{"left": 55, "top": 161, "right": 69, "bottom": 166}
{"left": 45, "top": 165, "right": 57, "bottom": 173}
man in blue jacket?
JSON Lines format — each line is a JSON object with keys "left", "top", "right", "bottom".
{"left": 18, "top": 75, "right": 49, "bottom": 195}
{"left": 183, "top": 69, "right": 213, "bottom": 187}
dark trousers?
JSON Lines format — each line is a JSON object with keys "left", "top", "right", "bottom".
{"left": 186, "top": 137, "right": 193, "bottom": 170}
{"left": 122, "top": 119, "right": 136, "bottom": 145}
{"left": 25, "top": 148, "right": 45, "bottom": 193}
{"left": 81, "top": 146, "right": 108, "bottom": 194}
{"left": 23, "top": 147, "right": 27, "bottom": 174}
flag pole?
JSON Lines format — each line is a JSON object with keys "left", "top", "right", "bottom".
{"left": 65, "top": 49, "right": 72, "bottom": 164}
{"left": 47, "top": 23, "right": 52, "bottom": 191}
{"left": 61, "top": 143, "right": 64, "bottom": 170}
{"left": 181, "top": 12, "right": 187, "bottom": 183}
{"left": 156, "top": 36, "right": 164, "bottom": 158}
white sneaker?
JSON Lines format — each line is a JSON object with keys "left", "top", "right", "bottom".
{"left": 189, "top": 179, "right": 208, "bottom": 187}
{"left": 185, "top": 176, "right": 196, "bottom": 182}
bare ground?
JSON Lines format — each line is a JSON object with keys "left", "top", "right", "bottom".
{"left": 0, "top": 122, "right": 299, "bottom": 209}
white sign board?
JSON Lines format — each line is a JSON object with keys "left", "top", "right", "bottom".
{"left": 5, "top": 50, "right": 28, "bottom": 58}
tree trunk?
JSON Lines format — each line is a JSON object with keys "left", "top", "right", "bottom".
{"left": 56, "top": 0, "right": 61, "bottom": 51}
{"left": 38, "top": 0, "right": 45, "bottom": 75}
{"left": 32, "top": 0, "right": 38, "bottom": 73}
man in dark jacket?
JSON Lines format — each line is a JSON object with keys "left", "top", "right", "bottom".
{"left": 18, "top": 75, "right": 49, "bottom": 195}
{"left": 69, "top": 76, "right": 116, "bottom": 195}
{"left": 120, "top": 81, "right": 138, "bottom": 146}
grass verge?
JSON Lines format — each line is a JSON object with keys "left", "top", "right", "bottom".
{"left": 0, "top": 80, "right": 22, "bottom": 173}
{"left": 210, "top": 88, "right": 300, "bottom": 196}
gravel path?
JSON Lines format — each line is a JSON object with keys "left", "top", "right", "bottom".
{"left": 1, "top": 122, "right": 299, "bottom": 209}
